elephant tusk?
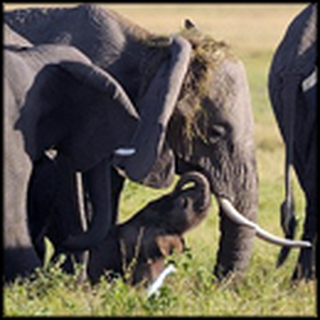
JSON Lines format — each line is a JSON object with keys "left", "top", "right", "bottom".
{"left": 217, "top": 197, "right": 312, "bottom": 248}
{"left": 114, "top": 148, "right": 136, "bottom": 156}
{"left": 147, "top": 264, "right": 176, "bottom": 298}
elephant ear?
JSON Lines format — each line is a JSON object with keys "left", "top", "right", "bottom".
{"left": 139, "top": 229, "right": 185, "bottom": 262}
{"left": 155, "top": 234, "right": 185, "bottom": 256}
{"left": 53, "top": 60, "right": 141, "bottom": 171}
{"left": 113, "top": 35, "right": 191, "bottom": 184}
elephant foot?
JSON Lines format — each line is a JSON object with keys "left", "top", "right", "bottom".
{"left": 291, "top": 266, "right": 315, "bottom": 283}
{"left": 212, "top": 264, "right": 246, "bottom": 287}
{"left": 291, "top": 247, "right": 316, "bottom": 282}
{"left": 4, "top": 247, "right": 41, "bottom": 283}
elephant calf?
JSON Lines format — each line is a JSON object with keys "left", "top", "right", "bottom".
{"left": 28, "top": 158, "right": 211, "bottom": 285}
{"left": 88, "top": 171, "right": 211, "bottom": 284}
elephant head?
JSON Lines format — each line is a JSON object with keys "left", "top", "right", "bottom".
{"left": 88, "top": 171, "right": 211, "bottom": 285}
{"left": 144, "top": 24, "right": 257, "bottom": 280}
{"left": 166, "top": 24, "right": 312, "bottom": 280}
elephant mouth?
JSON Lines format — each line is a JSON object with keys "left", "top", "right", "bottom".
{"left": 217, "top": 197, "right": 312, "bottom": 248}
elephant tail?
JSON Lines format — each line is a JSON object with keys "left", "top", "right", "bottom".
{"left": 276, "top": 74, "right": 300, "bottom": 266}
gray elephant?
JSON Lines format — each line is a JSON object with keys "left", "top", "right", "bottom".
{"left": 29, "top": 166, "right": 211, "bottom": 285}
{"left": 268, "top": 3, "right": 317, "bottom": 281}
{"left": 5, "top": 5, "right": 310, "bottom": 282}
{"left": 5, "top": 24, "right": 188, "bottom": 281}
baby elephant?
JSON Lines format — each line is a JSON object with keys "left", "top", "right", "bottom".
{"left": 28, "top": 156, "right": 211, "bottom": 285}
{"left": 88, "top": 170, "right": 211, "bottom": 285}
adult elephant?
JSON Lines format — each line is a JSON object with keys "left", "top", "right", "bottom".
{"left": 4, "top": 24, "right": 191, "bottom": 281}
{"left": 5, "top": 5, "right": 310, "bottom": 281}
{"left": 268, "top": 3, "right": 317, "bottom": 281}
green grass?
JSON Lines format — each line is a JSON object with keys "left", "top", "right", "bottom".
{"left": 3, "top": 4, "right": 316, "bottom": 317}
{"left": 4, "top": 245, "right": 316, "bottom": 316}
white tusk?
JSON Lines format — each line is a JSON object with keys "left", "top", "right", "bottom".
{"left": 114, "top": 148, "right": 136, "bottom": 156}
{"left": 45, "top": 148, "right": 58, "bottom": 160}
{"left": 218, "top": 197, "right": 312, "bottom": 248}
{"left": 147, "top": 264, "right": 176, "bottom": 298}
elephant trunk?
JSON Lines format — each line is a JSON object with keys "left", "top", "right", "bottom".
{"left": 212, "top": 152, "right": 311, "bottom": 281}
{"left": 174, "top": 171, "right": 211, "bottom": 212}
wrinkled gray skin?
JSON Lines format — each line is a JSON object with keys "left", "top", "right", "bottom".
{"left": 4, "top": 22, "right": 192, "bottom": 281}
{"left": 29, "top": 165, "right": 210, "bottom": 285}
{"left": 5, "top": 5, "right": 258, "bottom": 281}
{"left": 4, "top": 25, "right": 142, "bottom": 281}
{"left": 268, "top": 3, "right": 317, "bottom": 281}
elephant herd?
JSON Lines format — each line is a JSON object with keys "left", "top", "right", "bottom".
{"left": 3, "top": 4, "right": 317, "bottom": 286}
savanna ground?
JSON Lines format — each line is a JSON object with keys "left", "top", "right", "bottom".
{"left": 3, "top": 3, "right": 317, "bottom": 316}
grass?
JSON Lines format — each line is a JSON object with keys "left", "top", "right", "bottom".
{"left": 4, "top": 246, "right": 316, "bottom": 316}
{"left": 3, "top": 3, "right": 316, "bottom": 317}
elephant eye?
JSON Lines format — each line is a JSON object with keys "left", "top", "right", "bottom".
{"left": 208, "top": 125, "right": 226, "bottom": 142}
{"left": 209, "top": 125, "right": 225, "bottom": 136}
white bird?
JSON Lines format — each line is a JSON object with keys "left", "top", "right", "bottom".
{"left": 147, "top": 264, "right": 176, "bottom": 298}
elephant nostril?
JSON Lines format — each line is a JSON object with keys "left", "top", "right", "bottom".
{"left": 178, "top": 197, "right": 189, "bottom": 209}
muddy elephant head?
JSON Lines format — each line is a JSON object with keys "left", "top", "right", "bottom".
{"left": 88, "top": 171, "right": 211, "bottom": 285}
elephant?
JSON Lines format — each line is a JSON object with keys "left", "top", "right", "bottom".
{"left": 4, "top": 24, "right": 193, "bottom": 281}
{"left": 88, "top": 171, "right": 210, "bottom": 285}
{"left": 268, "top": 3, "right": 317, "bottom": 281}
{"left": 28, "top": 164, "right": 211, "bottom": 285}
{"left": 4, "top": 34, "right": 139, "bottom": 280}
{"left": 5, "top": 4, "right": 311, "bottom": 282}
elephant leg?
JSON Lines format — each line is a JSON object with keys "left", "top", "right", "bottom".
{"left": 28, "top": 155, "right": 87, "bottom": 273}
{"left": 4, "top": 248, "right": 40, "bottom": 282}
{"left": 4, "top": 143, "right": 41, "bottom": 281}
{"left": 82, "top": 165, "right": 124, "bottom": 225}
{"left": 27, "top": 156, "right": 59, "bottom": 259}
{"left": 291, "top": 116, "right": 317, "bottom": 281}
{"left": 62, "top": 159, "right": 113, "bottom": 251}
{"left": 110, "top": 167, "right": 125, "bottom": 224}
{"left": 292, "top": 197, "right": 317, "bottom": 281}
